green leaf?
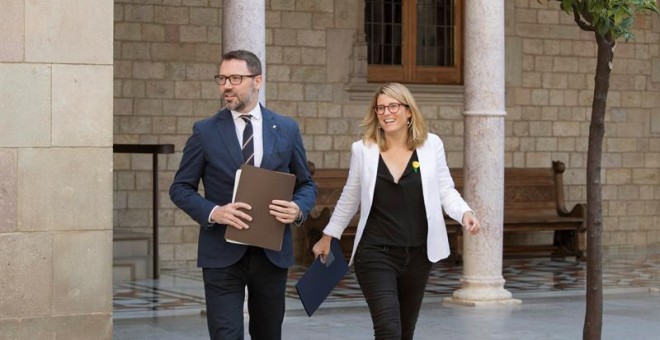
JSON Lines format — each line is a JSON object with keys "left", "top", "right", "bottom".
{"left": 547, "top": 0, "right": 658, "bottom": 40}
{"left": 561, "top": 0, "right": 576, "bottom": 13}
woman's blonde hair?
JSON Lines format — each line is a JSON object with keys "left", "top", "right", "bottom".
{"left": 361, "top": 83, "right": 428, "bottom": 151}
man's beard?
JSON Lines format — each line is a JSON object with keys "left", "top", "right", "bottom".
{"left": 226, "top": 97, "right": 246, "bottom": 111}
{"left": 224, "top": 89, "right": 255, "bottom": 112}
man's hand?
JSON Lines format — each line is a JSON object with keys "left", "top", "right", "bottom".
{"left": 269, "top": 200, "right": 301, "bottom": 224}
{"left": 211, "top": 202, "right": 252, "bottom": 230}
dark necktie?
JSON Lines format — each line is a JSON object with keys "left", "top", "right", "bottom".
{"left": 240, "top": 115, "right": 254, "bottom": 165}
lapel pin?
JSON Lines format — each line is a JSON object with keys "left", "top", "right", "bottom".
{"left": 273, "top": 125, "right": 277, "bottom": 129}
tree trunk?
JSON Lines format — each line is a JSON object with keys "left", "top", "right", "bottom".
{"left": 583, "top": 32, "right": 614, "bottom": 340}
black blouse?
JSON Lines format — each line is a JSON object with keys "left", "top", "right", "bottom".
{"left": 361, "top": 150, "right": 428, "bottom": 247}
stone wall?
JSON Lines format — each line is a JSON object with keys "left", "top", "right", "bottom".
{"left": 113, "top": 0, "right": 660, "bottom": 271}
{"left": 1, "top": 0, "right": 114, "bottom": 338}
{"left": 505, "top": 1, "right": 660, "bottom": 246}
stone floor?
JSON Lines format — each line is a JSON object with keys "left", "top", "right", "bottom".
{"left": 113, "top": 245, "right": 660, "bottom": 339}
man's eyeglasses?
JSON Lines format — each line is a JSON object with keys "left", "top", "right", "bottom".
{"left": 374, "top": 102, "right": 407, "bottom": 115}
{"left": 214, "top": 74, "right": 259, "bottom": 85}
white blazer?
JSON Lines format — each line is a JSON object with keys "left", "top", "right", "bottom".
{"left": 323, "top": 133, "right": 472, "bottom": 265}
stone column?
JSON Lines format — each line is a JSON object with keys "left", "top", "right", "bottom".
{"left": 222, "top": 0, "right": 266, "bottom": 104}
{"left": 444, "top": 0, "right": 520, "bottom": 306}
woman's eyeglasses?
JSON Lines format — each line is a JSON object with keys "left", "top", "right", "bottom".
{"left": 374, "top": 102, "right": 407, "bottom": 115}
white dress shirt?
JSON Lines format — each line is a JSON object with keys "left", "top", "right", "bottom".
{"left": 231, "top": 105, "right": 263, "bottom": 167}
{"left": 208, "top": 105, "right": 264, "bottom": 223}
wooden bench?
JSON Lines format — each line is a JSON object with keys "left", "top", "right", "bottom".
{"left": 297, "top": 161, "right": 586, "bottom": 266}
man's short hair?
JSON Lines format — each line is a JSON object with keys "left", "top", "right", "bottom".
{"left": 221, "top": 50, "right": 262, "bottom": 75}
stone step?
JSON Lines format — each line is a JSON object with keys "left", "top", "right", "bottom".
{"left": 113, "top": 256, "right": 151, "bottom": 282}
{"left": 113, "top": 231, "right": 152, "bottom": 282}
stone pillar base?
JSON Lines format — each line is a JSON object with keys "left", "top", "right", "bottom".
{"left": 443, "top": 277, "right": 521, "bottom": 307}
{"left": 443, "top": 294, "right": 521, "bottom": 307}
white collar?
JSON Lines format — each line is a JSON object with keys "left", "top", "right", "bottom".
{"left": 231, "top": 105, "right": 262, "bottom": 121}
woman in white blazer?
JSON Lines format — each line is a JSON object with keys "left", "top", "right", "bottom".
{"left": 312, "top": 83, "right": 480, "bottom": 340}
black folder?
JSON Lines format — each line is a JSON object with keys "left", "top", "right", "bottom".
{"left": 295, "top": 238, "right": 350, "bottom": 316}
{"left": 225, "top": 164, "right": 296, "bottom": 251}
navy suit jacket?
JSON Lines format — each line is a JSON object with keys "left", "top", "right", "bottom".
{"left": 169, "top": 106, "right": 317, "bottom": 269}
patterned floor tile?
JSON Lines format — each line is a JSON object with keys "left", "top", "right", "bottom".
{"left": 114, "top": 246, "right": 660, "bottom": 314}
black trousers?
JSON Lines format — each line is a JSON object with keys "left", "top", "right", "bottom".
{"left": 202, "top": 246, "right": 288, "bottom": 340}
{"left": 354, "top": 244, "right": 432, "bottom": 340}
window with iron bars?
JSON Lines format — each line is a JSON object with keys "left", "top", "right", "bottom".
{"left": 365, "top": 0, "right": 463, "bottom": 84}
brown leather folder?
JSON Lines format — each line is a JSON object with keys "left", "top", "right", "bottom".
{"left": 224, "top": 164, "right": 296, "bottom": 251}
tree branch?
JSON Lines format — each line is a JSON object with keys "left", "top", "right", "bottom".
{"left": 572, "top": 3, "right": 595, "bottom": 31}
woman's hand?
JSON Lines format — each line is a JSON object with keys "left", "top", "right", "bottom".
{"left": 312, "top": 234, "right": 333, "bottom": 263}
{"left": 462, "top": 211, "right": 481, "bottom": 235}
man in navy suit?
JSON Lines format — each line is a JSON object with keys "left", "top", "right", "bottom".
{"left": 170, "top": 49, "right": 316, "bottom": 340}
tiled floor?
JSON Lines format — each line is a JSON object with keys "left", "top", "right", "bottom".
{"left": 113, "top": 245, "right": 660, "bottom": 319}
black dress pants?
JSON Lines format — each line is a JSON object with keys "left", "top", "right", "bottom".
{"left": 202, "top": 246, "right": 288, "bottom": 340}
{"left": 354, "top": 244, "right": 432, "bottom": 340}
